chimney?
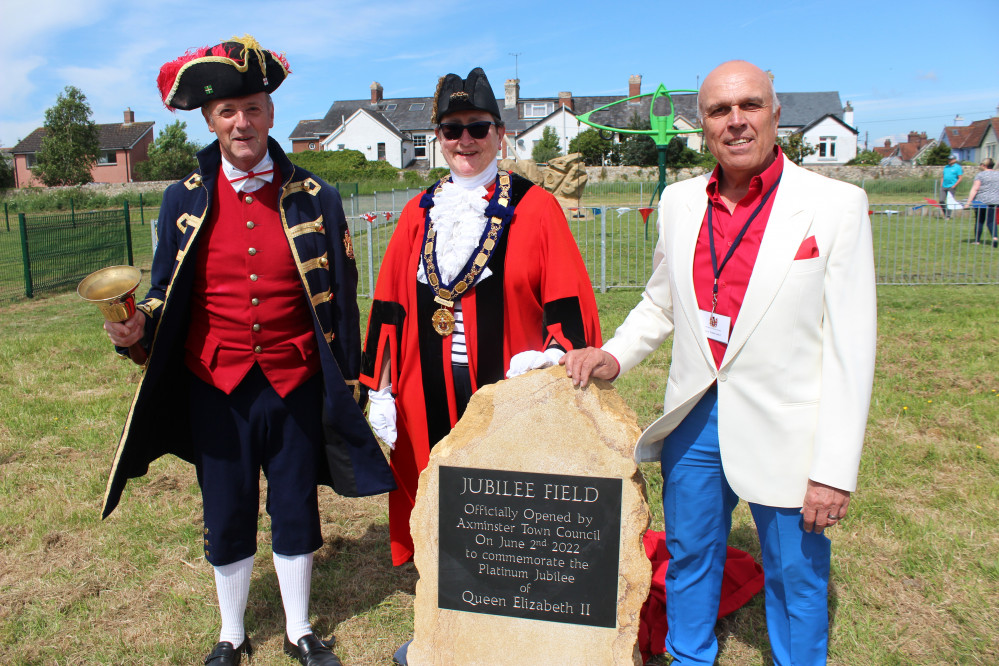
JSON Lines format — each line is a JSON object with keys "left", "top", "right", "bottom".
{"left": 628, "top": 74, "right": 642, "bottom": 99}
{"left": 370, "top": 82, "right": 383, "bottom": 105}
{"left": 557, "top": 91, "right": 574, "bottom": 112}
{"left": 843, "top": 101, "right": 854, "bottom": 128}
{"left": 884, "top": 139, "right": 892, "bottom": 147}
{"left": 123, "top": 107, "right": 134, "bottom": 125}
{"left": 505, "top": 79, "right": 520, "bottom": 109}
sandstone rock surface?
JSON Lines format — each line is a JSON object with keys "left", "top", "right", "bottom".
{"left": 407, "top": 366, "right": 650, "bottom": 666}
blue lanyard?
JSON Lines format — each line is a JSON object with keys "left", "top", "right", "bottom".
{"left": 706, "top": 175, "right": 782, "bottom": 313}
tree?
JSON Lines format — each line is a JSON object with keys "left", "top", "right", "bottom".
{"left": 919, "top": 142, "right": 952, "bottom": 166}
{"left": 34, "top": 86, "right": 100, "bottom": 186}
{"left": 846, "top": 149, "right": 883, "bottom": 166}
{"left": 776, "top": 133, "right": 815, "bottom": 165}
{"left": 663, "top": 136, "right": 703, "bottom": 168}
{"left": 568, "top": 129, "right": 613, "bottom": 166}
{"left": 0, "top": 144, "right": 13, "bottom": 189}
{"left": 135, "top": 120, "right": 201, "bottom": 181}
{"left": 531, "top": 126, "right": 562, "bottom": 164}
{"left": 619, "top": 112, "right": 657, "bottom": 166}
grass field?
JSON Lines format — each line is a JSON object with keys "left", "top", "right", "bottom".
{"left": 0, "top": 280, "right": 996, "bottom": 665}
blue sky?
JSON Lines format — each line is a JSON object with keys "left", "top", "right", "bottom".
{"left": 3, "top": 0, "right": 997, "bottom": 154}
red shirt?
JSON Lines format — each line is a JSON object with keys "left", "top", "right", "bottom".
{"left": 693, "top": 148, "right": 784, "bottom": 368}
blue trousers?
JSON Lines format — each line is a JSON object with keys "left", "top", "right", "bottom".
{"left": 661, "top": 386, "right": 831, "bottom": 665}
{"left": 190, "top": 365, "right": 324, "bottom": 566}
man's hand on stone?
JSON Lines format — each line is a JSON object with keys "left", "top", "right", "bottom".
{"left": 561, "top": 347, "right": 620, "bottom": 388}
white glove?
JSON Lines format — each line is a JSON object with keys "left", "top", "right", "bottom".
{"left": 505, "top": 347, "right": 565, "bottom": 378}
{"left": 367, "top": 385, "right": 397, "bottom": 449}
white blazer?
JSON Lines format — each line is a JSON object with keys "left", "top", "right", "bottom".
{"left": 603, "top": 157, "right": 877, "bottom": 508}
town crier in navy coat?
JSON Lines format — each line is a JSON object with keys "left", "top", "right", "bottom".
{"left": 102, "top": 35, "right": 394, "bottom": 666}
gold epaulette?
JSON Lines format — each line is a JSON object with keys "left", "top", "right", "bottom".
{"left": 183, "top": 173, "right": 203, "bottom": 190}
{"left": 285, "top": 177, "right": 321, "bottom": 196}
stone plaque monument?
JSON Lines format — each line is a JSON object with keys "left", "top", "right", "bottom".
{"left": 407, "top": 366, "right": 651, "bottom": 665}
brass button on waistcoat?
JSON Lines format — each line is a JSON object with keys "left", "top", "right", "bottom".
{"left": 245, "top": 196, "right": 254, "bottom": 204}
{"left": 252, "top": 324, "right": 261, "bottom": 332}
{"left": 318, "top": 257, "right": 328, "bottom": 267}
{"left": 251, "top": 298, "right": 260, "bottom": 306}
{"left": 254, "top": 345, "right": 263, "bottom": 354}
{"left": 248, "top": 247, "right": 257, "bottom": 256}
{"left": 246, "top": 221, "right": 255, "bottom": 229}
{"left": 250, "top": 274, "right": 258, "bottom": 281}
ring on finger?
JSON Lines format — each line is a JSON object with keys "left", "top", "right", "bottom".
{"left": 827, "top": 513, "right": 839, "bottom": 520}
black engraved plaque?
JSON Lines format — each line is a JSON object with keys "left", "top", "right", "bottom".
{"left": 437, "top": 465, "right": 622, "bottom": 628}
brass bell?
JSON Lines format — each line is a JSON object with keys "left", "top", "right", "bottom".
{"left": 78, "top": 266, "right": 147, "bottom": 364}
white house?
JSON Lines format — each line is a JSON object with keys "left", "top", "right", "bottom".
{"left": 512, "top": 106, "right": 583, "bottom": 161}
{"left": 797, "top": 114, "right": 859, "bottom": 166}
{"left": 319, "top": 108, "right": 413, "bottom": 166}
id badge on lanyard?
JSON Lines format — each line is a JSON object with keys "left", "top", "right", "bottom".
{"left": 702, "top": 176, "right": 781, "bottom": 344}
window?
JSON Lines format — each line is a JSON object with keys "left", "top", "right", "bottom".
{"left": 24, "top": 153, "right": 37, "bottom": 169}
{"left": 385, "top": 103, "right": 398, "bottom": 111}
{"left": 97, "top": 149, "right": 117, "bottom": 165}
{"left": 377, "top": 142, "right": 386, "bottom": 161}
{"left": 409, "top": 103, "right": 425, "bottom": 111}
{"left": 818, "top": 137, "right": 836, "bottom": 159}
{"left": 413, "top": 134, "right": 427, "bottom": 159}
{"left": 308, "top": 142, "right": 316, "bottom": 150}
{"left": 337, "top": 144, "right": 345, "bottom": 150}
{"left": 523, "top": 102, "right": 554, "bottom": 118}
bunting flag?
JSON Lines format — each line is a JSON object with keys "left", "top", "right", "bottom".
{"left": 639, "top": 207, "right": 655, "bottom": 239}
{"left": 362, "top": 212, "right": 377, "bottom": 223}
{"left": 616, "top": 207, "right": 632, "bottom": 217}
{"left": 385, "top": 211, "right": 393, "bottom": 221}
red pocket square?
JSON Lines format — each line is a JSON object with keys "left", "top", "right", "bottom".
{"left": 795, "top": 236, "right": 819, "bottom": 260}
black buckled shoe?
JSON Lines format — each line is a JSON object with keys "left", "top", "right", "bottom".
{"left": 283, "top": 633, "right": 341, "bottom": 666}
{"left": 205, "top": 637, "right": 252, "bottom": 665}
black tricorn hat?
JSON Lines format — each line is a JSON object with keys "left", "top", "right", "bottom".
{"left": 431, "top": 67, "right": 501, "bottom": 123}
{"left": 157, "top": 35, "right": 290, "bottom": 111}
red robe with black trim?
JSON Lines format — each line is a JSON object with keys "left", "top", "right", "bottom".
{"left": 360, "top": 173, "right": 601, "bottom": 565}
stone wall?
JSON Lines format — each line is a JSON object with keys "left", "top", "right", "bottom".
{"left": 2, "top": 179, "right": 173, "bottom": 196}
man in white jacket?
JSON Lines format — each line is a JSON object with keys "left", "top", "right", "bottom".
{"left": 562, "top": 60, "right": 876, "bottom": 665}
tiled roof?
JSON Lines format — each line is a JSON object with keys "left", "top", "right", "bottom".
{"left": 898, "top": 138, "right": 933, "bottom": 163}
{"left": 941, "top": 119, "right": 990, "bottom": 149}
{"left": 773, "top": 92, "right": 844, "bottom": 128}
{"left": 12, "top": 121, "right": 154, "bottom": 154}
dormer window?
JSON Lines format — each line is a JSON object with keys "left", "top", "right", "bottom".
{"left": 523, "top": 102, "right": 554, "bottom": 118}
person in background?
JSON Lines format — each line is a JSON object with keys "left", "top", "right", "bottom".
{"left": 101, "top": 35, "right": 395, "bottom": 666}
{"left": 965, "top": 157, "right": 998, "bottom": 247}
{"left": 563, "top": 60, "right": 877, "bottom": 665}
{"left": 941, "top": 153, "right": 964, "bottom": 219}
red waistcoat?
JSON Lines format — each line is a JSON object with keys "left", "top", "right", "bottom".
{"left": 185, "top": 167, "right": 319, "bottom": 397}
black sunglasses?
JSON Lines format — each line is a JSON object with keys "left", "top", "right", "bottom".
{"left": 438, "top": 121, "right": 496, "bottom": 140}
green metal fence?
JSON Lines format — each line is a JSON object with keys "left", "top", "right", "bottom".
{"left": 0, "top": 204, "right": 134, "bottom": 304}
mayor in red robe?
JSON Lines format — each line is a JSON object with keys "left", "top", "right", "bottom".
{"left": 359, "top": 68, "right": 601, "bottom": 566}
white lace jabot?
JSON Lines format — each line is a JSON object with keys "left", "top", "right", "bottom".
{"left": 417, "top": 163, "right": 499, "bottom": 285}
